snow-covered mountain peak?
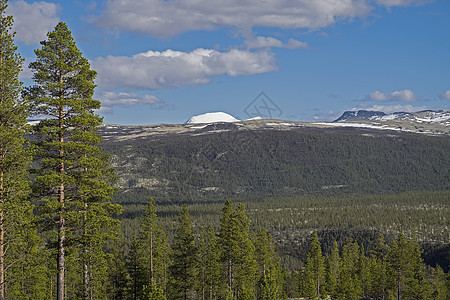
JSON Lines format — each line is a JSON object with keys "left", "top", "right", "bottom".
{"left": 186, "top": 112, "right": 240, "bottom": 124}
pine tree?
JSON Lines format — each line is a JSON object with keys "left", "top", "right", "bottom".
{"left": 204, "top": 226, "right": 221, "bottom": 300}
{"left": 357, "top": 245, "right": 371, "bottom": 298}
{"left": 429, "top": 265, "right": 447, "bottom": 300}
{"left": 140, "top": 197, "right": 170, "bottom": 292}
{"left": 303, "top": 232, "right": 325, "bottom": 300}
{"left": 218, "top": 199, "right": 236, "bottom": 295}
{"left": 143, "top": 281, "right": 167, "bottom": 300}
{"left": 233, "top": 203, "right": 257, "bottom": 300}
{"left": 127, "top": 236, "right": 147, "bottom": 300}
{"left": 198, "top": 229, "right": 208, "bottom": 300}
{"left": 388, "top": 233, "right": 427, "bottom": 300}
{"left": 106, "top": 230, "right": 131, "bottom": 300}
{"left": 368, "top": 234, "right": 389, "bottom": 299}
{"left": 336, "top": 239, "right": 361, "bottom": 300}
{"left": 28, "top": 22, "right": 120, "bottom": 299}
{"left": 169, "top": 205, "right": 198, "bottom": 300}
{"left": 218, "top": 200, "right": 257, "bottom": 300}
{"left": 0, "top": 1, "right": 47, "bottom": 298}
{"left": 254, "top": 228, "right": 282, "bottom": 300}
{"left": 325, "top": 240, "right": 340, "bottom": 298}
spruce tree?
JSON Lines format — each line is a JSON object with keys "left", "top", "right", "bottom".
{"left": 127, "top": 236, "right": 147, "bottom": 300}
{"left": 204, "top": 226, "right": 221, "bottom": 300}
{"left": 254, "top": 228, "right": 282, "bottom": 300}
{"left": 28, "top": 22, "right": 120, "bottom": 299}
{"left": 169, "top": 205, "right": 198, "bottom": 300}
{"left": 107, "top": 230, "right": 131, "bottom": 300}
{"left": 0, "top": 1, "right": 46, "bottom": 298}
{"left": 233, "top": 203, "right": 257, "bottom": 300}
{"left": 325, "top": 240, "right": 340, "bottom": 298}
{"left": 303, "top": 232, "right": 325, "bottom": 300}
{"left": 140, "top": 197, "right": 170, "bottom": 292}
{"left": 387, "top": 233, "right": 428, "bottom": 300}
{"left": 218, "top": 199, "right": 236, "bottom": 295}
{"left": 368, "top": 234, "right": 389, "bottom": 299}
{"left": 218, "top": 200, "right": 256, "bottom": 299}
{"left": 336, "top": 239, "right": 361, "bottom": 300}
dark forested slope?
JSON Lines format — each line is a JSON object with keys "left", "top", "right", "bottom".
{"left": 101, "top": 126, "right": 449, "bottom": 205}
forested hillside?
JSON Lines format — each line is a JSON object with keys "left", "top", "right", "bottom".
{"left": 101, "top": 126, "right": 450, "bottom": 205}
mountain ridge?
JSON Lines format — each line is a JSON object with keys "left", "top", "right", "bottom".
{"left": 334, "top": 109, "right": 450, "bottom": 124}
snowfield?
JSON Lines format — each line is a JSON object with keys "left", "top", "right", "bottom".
{"left": 186, "top": 112, "right": 240, "bottom": 124}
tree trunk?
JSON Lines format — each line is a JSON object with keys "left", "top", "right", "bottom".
{"left": 0, "top": 14, "right": 4, "bottom": 300}
{"left": 0, "top": 170, "right": 4, "bottom": 300}
{"left": 150, "top": 228, "right": 153, "bottom": 282}
{"left": 57, "top": 101, "right": 65, "bottom": 300}
{"left": 83, "top": 191, "right": 89, "bottom": 300}
{"left": 57, "top": 181, "right": 65, "bottom": 300}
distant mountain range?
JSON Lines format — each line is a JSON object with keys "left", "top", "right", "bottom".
{"left": 334, "top": 109, "right": 450, "bottom": 124}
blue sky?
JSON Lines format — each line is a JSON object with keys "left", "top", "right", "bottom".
{"left": 8, "top": 0, "right": 450, "bottom": 124}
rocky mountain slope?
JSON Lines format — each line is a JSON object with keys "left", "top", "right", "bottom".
{"left": 329, "top": 110, "right": 450, "bottom": 135}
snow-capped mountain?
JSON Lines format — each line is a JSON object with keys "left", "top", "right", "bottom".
{"left": 335, "top": 110, "right": 450, "bottom": 125}
{"left": 186, "top": 112, "right": 240, "bottom": 124}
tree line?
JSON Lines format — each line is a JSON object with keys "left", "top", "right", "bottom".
{"left": 110, "top": 199, "right": 449, "bottom": 300}
{"left": 0, "top": 1, "right": 448, "bottom": 299}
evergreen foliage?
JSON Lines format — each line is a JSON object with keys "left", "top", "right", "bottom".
{"left": 169, "top": 206, "right": 198, "bottom": 300}
{"left": 0, "top": 1, "right": 47, "bottom": 298}
{"left": 27, "top": 21, "right": 120, "bottom": 299}
{"left": 303, "top": 232, "right": 325, "bottom": 299}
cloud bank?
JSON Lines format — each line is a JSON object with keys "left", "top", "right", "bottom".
{"left": 92, "top": 0, "right": 373, "bottom": 38}
{"left": 8, "top": 0, "right": 59, "bottom": 45}
{"left": 96, "top": 91, "right": 166, "bottom": 113}
{"left": 92, "top": 0, "right": 433, "bottom": 39}
{"left": 245, "top": 36, "right": 309, "bottom": 49}
{"left": 376, "top": 0, "right": 433, "bottom": 7}
{"left": 364, "top": 89, "right": 419, "bottom": 102}
{"left": 93, "top": 48, "right": 277, "bottom": 90}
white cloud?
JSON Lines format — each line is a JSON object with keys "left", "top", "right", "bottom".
{"left": 438, "top": 90, "right": 450, "bottom": 101}
{"left": 99, "top": 91, "right": 163, "bottom": 107}
{"left": 356, "top": 104, "right": 426, "bottom": 113}
{"left": 92, "top": 0, "right": 373, "bottom": 38}
{"left": 376, "top": 0, "right": 432, "bottom": 7}
{"left": 8, "top": 0, "right": 60, "bottom": 45}
{"left": 246, "top": 36, "right": 309, "bottom": 49}
{"left": 93, "top": 48, "right": 277, "bottom": 90}
{"left": 364, "top": 89, "right": 419, "bottom": 102}
{"left": 96, "top": 91, "right": 166, "bottom": 114}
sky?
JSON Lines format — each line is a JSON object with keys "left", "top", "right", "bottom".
{"left": 8, "top": 0, "right": 450, "bottom": 125}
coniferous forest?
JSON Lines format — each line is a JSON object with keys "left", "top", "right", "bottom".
{"left": 0, "top": 2, "right": 449, "bottom": 299}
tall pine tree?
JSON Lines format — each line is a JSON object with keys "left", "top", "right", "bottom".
{"left": 28, "top": 22, "right": 120, "bottom": 299}
{"left": 303, "top": 232, "right": 325, "bottom": 300}
{"left": 169, "top": 205, "right": 198, "bottom": 300}
{"left": 254, "top": 228, "right": 282, "bottom": 300}
{"left": 218, "top": 200, "right": 257, "bottom": 300}
{"left": 0, "top": 1, "right": 46, "bottom": 298}
{"left": 139, "top": 197, "right": 170, "bottom": 296}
